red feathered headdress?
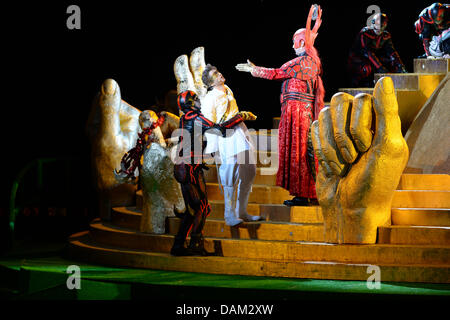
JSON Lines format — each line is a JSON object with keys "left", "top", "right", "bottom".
{"left": 293, "top": 4, "right": 325, "bottom": 120}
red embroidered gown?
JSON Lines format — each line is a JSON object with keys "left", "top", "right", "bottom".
{"left": 251, "top": 54, "right": 320, "bottom": 199}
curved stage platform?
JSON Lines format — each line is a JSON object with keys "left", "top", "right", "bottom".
{"left": 68, "top": 169, "right": 450, "bottom": 284}
{"left": 68, "top": 59, "right": 450, "bottom": 285}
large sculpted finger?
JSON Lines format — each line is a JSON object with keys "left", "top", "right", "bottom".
{"left": 87, "top": 79, "right": 121, "bottom": 141}
{"left": 350, "top": 93, "right": 373, "bottom": 152}
{"left": 100, "top": 78, "right": 121, "bottom": 112}
{"left": 311, "top": 119, "right": 333, "bottom": 177}
{"left": 189, "top": 47, "right": 207, "bottom": 99}
{"left": 174, "top": 54, "right": 196, "bottom": 95}
{"left": 317, "top": 108, "right": 348, "bottom": 176}
{"left": 99, "top": 80, "right": 140, "bottom": 147}
{"left": 330, "top": 92, "right": 358, "bottom": 163}
{"left": 372, "top": 77, "right": 405, "bottom": 155}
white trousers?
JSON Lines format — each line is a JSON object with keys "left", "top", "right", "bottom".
{"left": 218, "top": 150, "right": 256, "bottom": 219}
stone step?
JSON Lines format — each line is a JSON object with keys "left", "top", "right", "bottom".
{"left": 397, "top": 174, "right": 450, "bottom": 191}
{"left": 378, "top": 225, "right": 450, "bottom": 245}
{"left": 113, "top": 205, "right": 450, "bottom": 232}
{"left": 203, "top": 165, "right": 277, "bottom": 185}
{"left": 340, "top": 72, "right": 445, "bottom": 134}
{"left": 374, "top": 73, "right": 446, "bottom": 90}
{"left": 391, "top": 208, "right": 450, "bottom": 226}
{"left": 205, "top": 171, "right": 448, "bottom": 190}
{"left": 204, "top": 183, "right": 450, "bottom": 208}
{"left": 136, "top": 187, "right": 293, "bottom": 211}
{"left": 111, "top": 206, "right": 142, "bottom": 230}
{"left": 204, "top": 151, "right": 278, "bottom": 168}
{"left": 166, "top": 217, "right": 324, "bottom": 242}
{"left": 392, "top": 190, "right": 450, "bottom": 208}
{"left": 209, "top": 202, "right": 449, "bottom": 226}
{"left": 206, "top": 183, "right": 290, "bottom": 204}
{"left": 108, "top": 212, "right": 450, "bottom": 245}
{"left": 85, "top": 222, "right": 450, "bottom": 266}
{"left": 208, "top": 201, "right": 323, "bottom": 223}
{"left": 68, "top": 232, "right": 450, "bottom": 283}
{"left": 111, "top": 205, "right": 324, "bottom": 231}
{"left": 136, "top": 186, "right": 450, "bottom": 211}
{"left": 414, "top": 58, "right": 450, "bottom": 73}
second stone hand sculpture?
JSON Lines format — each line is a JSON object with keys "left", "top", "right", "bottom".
{"left": 311, "top": 77, "right": 409, "bottom": 244}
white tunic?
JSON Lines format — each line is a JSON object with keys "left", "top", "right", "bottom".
{"left": 201, "top": 85, "right": 254, "bottom": 161}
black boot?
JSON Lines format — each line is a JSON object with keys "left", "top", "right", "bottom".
{"left": 170, "top": 213, "right": 194, "bottom": 256}
{"left": 170, "top": 242, "right": 192, "bottom": 256}
{"left": 283, "top": 197, "right": 309, "bottom": 206}
{"left": 187, "top": 233, "right": 210, "bottom": 256}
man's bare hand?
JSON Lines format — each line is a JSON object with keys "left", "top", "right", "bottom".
{"left": 235, "top": 59, "right": 256, "bottom": 73}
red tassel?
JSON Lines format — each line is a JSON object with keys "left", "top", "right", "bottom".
{"left": 117, "top": 114, "right": 166, "bottom": 180}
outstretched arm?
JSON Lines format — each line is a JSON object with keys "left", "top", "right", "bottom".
{"left": 235, "top": 59, "right": 291, "bottom": 80}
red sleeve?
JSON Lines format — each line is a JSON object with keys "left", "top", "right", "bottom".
{"left": 251, "top": 57, "right": 301, "bottom": 80}
{"left": 251, "top": 56, "right": 319, "bottom": 81}
{"left": 251, "top": 65, "right": 289, "bottom": 80}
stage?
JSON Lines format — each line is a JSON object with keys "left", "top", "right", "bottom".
{"left": 1, "top": 239, "right": 449, "bottom": 302}
{"left": 2, "top": 1, "right": 449, "bottom": 309}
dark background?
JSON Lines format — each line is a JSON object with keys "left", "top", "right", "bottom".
{"left": 1, "top": 0, "right": 428, "bottom": 245}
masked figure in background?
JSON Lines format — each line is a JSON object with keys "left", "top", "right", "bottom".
{"left": 236, "top": 4, "right": 325, "bottom": 206}
{"left": 347, "top": 13, "right": 407, "bottom": 87}
{"left": 201, "top": 64, "right": 262, "bottom": 224}
{"left": 415, "top": 2, "right": 450, "bottom": 58}
{"left": 171, "top": 90, "right": 257, "bottom": 256}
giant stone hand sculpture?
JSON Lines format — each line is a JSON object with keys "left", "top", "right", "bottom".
{"left": 311, "top": 77, "right": 409, "bottom": 244}
{"left": 86, "top": 79, "right": 141, "bottom": 220}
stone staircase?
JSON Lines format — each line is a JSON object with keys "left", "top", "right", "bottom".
{"left": 68, "top": 58, "right": 450, "bottom": 284}
{"left": 339, "top": 58, "right": 449, "bottom": 134}
{"left": 68, "top": 155, "right": 450, "bottom": 283}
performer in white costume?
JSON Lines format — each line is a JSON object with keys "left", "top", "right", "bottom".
{"left": 201, "top": 64, "right": 261, "bottom": 226}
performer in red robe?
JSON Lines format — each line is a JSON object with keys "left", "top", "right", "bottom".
{"left": 236, "top": 4, "right": 325, "bottom": 206}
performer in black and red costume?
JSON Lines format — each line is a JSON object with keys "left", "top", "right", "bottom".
{"left": 415, "top": 2, "right": 450, "bottom": 57}
{"left": 171, "top": 90, "right": 256, "bottom": 256}
{"left": 348, "top": 13, "right": 407, "bottom": 87}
